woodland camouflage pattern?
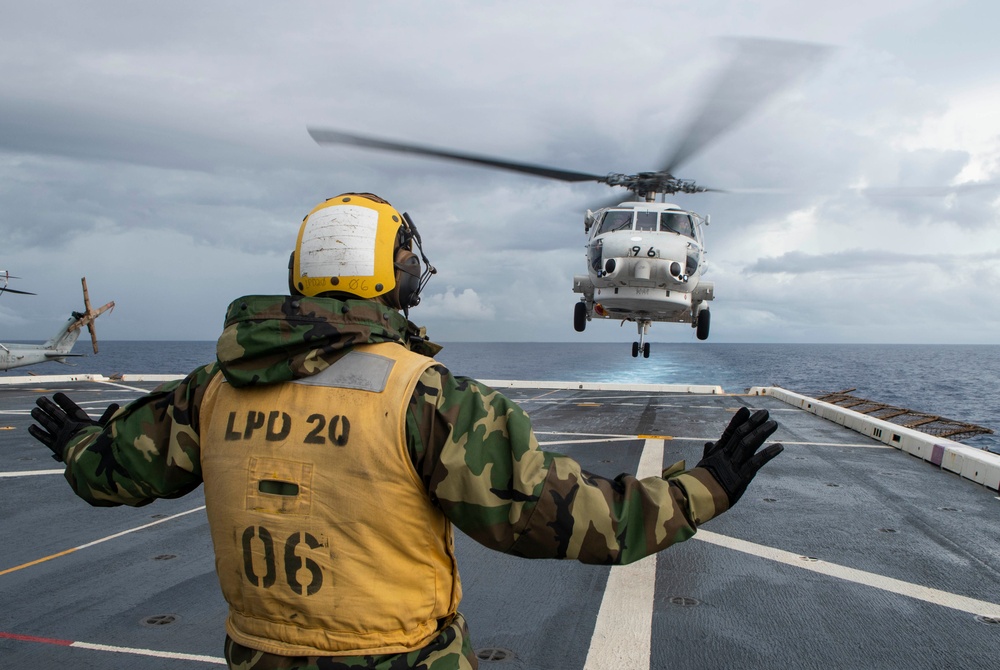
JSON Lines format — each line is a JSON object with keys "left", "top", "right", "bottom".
{"left": 59, "top": 294, "right": 731, "bottom": 670}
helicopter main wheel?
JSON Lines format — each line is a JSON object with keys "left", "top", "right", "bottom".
{"left": 696, "top": 309, "right": 711, "bottom": 341}
{"left": 631, "top": 342, "right": 639, "bottom": 358}
{"left": 574, "top": 301, "right": 587, "bottom": 332}
{"left": 643, "top": 342, "right": 650, "bottom": 358}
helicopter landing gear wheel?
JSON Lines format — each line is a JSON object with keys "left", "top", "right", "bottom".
{"left": 696, "top": 309, "right": 710, "bottom": 341}
{"left": 632, "top": 319, "right": 651, "bottom": 359}
{"left": 574, "top": 301, "right": 587, "bottom": 332}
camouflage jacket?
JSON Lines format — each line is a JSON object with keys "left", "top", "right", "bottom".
{"left": 60, "top": 295, "right": 730, "bottom": 669}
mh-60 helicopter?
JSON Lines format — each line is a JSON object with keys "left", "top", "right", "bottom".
{"left": 574, "top": 199, "right": 713, "bottom": 358}
{"left": 309, "top": 38, "right": 833, "bottom": 357}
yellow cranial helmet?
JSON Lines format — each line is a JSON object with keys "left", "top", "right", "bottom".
{"left": 291, "top": 193, "right": 433, "bottom": 309}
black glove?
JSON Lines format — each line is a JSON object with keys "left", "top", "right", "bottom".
{"left": 28, "top": 392, "right": 120, "bottom": 462}
{"left": 697, "top": 407, "right": 783, "bottom": 506}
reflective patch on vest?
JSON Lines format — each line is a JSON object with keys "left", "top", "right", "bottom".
{"left": 293, "top": 350, "right": 395, "bottom": 392}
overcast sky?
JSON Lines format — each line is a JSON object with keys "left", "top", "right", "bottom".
{"left": 2, "top": 0, "right": 999, "bottom": 345}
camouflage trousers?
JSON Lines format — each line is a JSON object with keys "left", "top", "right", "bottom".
{"left": 224, "top": 613, "right": 478, "bottom": 670}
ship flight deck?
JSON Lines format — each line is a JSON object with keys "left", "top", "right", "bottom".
{"left": 1, "top": 375, "right": 998, "bottom": 669}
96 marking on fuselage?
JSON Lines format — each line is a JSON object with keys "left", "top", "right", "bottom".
{"left": 629, "top": 246, "right": 659, "bottom": 258}
{"left": 224, "top": 411, "right": 351, "bottom": 446}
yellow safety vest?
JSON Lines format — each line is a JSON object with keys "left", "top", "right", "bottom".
{"left": 200, "top": 342, "right": 462, "bottom": 656}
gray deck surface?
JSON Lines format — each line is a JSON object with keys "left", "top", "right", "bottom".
{"left": 1, "top": 379, "right": 998, "bottom": 669}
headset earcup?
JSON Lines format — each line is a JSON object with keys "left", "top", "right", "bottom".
{"left": 287, "top": 251, "right": 302, "bottom": 296}
{"left": 393, "top": 249, "right": 422, "bottom": 308}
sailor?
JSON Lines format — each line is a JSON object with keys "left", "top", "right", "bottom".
{"left": 28, "top": 192, "right": 783, "bottom": 670}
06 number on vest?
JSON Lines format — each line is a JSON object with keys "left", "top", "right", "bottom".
{"left": 242, "top": 526, "right": 324, "bottom": 596}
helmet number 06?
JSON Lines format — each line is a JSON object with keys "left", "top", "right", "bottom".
{"left": 241, "top": 526, "right": 324, "bottom": 596}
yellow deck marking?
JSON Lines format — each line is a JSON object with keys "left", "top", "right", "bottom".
{"left": 0, "top": 506, "right": 205, "bottom": 577}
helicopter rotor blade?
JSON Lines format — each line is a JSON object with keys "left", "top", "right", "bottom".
{"left": 0, "top": 270, "right": 36, "bottom": 295}
{"left": 308, "top": 127, "right": 608, "bottom": 184}
{"left": 854, "top": 181, "right": 1000, "bottom": 197}
{"left": 660, "top": 37, "right": 834, "bottom": 175}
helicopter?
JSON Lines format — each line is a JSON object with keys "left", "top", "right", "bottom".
{"left": 0, "top": 277, "right": 114, "bottom": 372}
{"left": 307, "top": 38, "right": 834, "bottom": 357}
{"left": 0, "top": 270, "right": 36, "bottom": 297}
{"left": 575, "top": 200, "right": 712, "bottom": 358}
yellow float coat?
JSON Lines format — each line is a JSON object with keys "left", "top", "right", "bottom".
{"left": 200, "top": 342, "right": 462, "bottom": 656}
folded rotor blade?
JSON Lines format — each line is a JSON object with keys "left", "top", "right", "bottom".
{"left": 308, "top": 127, "right": 607, "bottom": 183}
{"left": 88, "top": 322, "right": 99, "bottom": 354}
{"left": 661, "top": 37, "right": 834, "bottom": 175}
{"left": 0, "top": 287, "right": 36, "bottom": 295}
{"left": 67, "top": 278, "right": 114, "bottom": 355}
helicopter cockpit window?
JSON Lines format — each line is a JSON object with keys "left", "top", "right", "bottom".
{"left": 660, "top": 212, "right": 695, "bottom": 238}
{"left": 635, "top": 211, "right": 658, "bottom": 231}
{"left": 596, "top": 210, "right": 633, "bottom": 236}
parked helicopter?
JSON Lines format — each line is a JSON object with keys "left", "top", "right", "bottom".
{"left": 0, "top": 277, "right": 114, "bottom": 372}
{"left": 308, "top": 38, "right": 832, "bottom": 357}
{"left": 0, "top": 270, "right": 36, "bottom": 297}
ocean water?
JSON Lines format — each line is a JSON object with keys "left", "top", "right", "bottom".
{"left": 6, "top": 340, "right": 998, "bottom": 453}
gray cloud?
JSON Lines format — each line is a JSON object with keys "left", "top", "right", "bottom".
{"left": 745, "top": 248, "right": 1000, "bottom": 274}
{"left": 2, "top": 1, "right": 999, "bottom": 344}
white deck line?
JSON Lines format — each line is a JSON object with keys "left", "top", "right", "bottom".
{"left": 695, "top": 530, "right": 1000, "bottom": 618}
{"left": 0, "top": 374, "right": 185, "bottom": 385}
{"left": 584, "top": 438, "right": 663, "bottom": 670}
{"left": 482, "top": 379, "right": 726, "bottom": 394}
{"left": 0, "top": 375, "right": 725, "bottom": 393}
{"left": 0, "top": 469, "right": 64, "bottom": 478}
{"left": 70, "top": 641, "right": 225, "bottom": 665}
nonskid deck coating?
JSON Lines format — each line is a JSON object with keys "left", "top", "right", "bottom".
{"left": 1, "top": 378, "right": 998, "bottom": 669}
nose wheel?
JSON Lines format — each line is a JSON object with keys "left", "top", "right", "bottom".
{"left": 631, "top": 320, "right": 651, "bottom": 358}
